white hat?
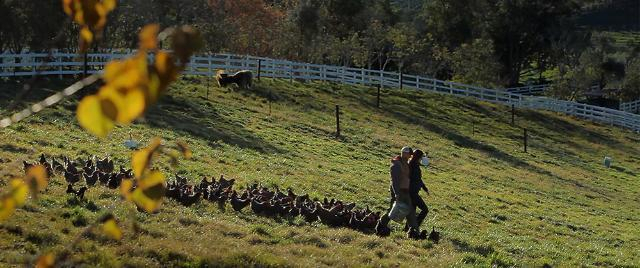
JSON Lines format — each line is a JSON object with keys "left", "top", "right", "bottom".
{"left": 401, "top": 146, "right": 413, "bottom": 154}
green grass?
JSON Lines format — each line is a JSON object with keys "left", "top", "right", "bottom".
{"left": 1, "top": 75, "right": 639, "bottom": 267}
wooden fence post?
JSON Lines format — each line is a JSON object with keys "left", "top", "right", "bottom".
{"left": 399, "top": 70, "right": 403, "bottom": 90}
{"left": 257, "top": 59, "right": 262, "bottom": 81}
{"left": 83, "top": 51, "right": 88, "bottom": 78}
{"left": 523, "top": 128, "right": 528, "bottom": 153}
{"left": 473, "top": 120, "right": 476, "bottom": 136}
{"left": 336, "top": 105, "right": 340, "bottom": 137}
{"left": 511, "top": 104, "right": 515, "bottom": 125}
{"left": 376, "top": 85, "right": 381, "bottom": 108}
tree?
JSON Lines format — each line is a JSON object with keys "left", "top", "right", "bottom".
{"left": 621, "top": 58, "right": 640, "bottom": 101}
{"left": 450, "top": 38, "right": 501, "bottom": 88}
{"left": 486, "top": 0, "right": 579, "bottom": 86}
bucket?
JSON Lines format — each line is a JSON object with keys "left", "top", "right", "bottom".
{"left": 604, "top": 156, "right": 612, "bottom": 168}
{"left": 388, "top": 201, "right": 411, "bottom": 222}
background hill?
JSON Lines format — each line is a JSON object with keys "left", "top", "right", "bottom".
{"left": 1, "top": 77, "right": 639, "bottom": 267}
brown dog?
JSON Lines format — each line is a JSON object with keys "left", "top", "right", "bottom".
{"left": 216, "top": 70, "right": 253, "bottom": 90}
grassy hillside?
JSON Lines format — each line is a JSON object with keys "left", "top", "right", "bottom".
{"left": 0, "top": 76, "right": 639, "bottom": 267}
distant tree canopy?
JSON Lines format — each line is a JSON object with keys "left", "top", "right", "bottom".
{"left": 1, "top": 0, "right": 639, "bottom": 100}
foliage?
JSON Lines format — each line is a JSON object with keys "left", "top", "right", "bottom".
{"left": 0, "top": 166, "right": 48, "bottom": 221}
{"left": 62, "top": 0, "right": 117, "bottom": 51}
{"left": 450, "top": 39, "right": 502, "bottom": 88}
{"left": 76, "top": 24, "right": 201, "bottom": 138}
{"left": 621, "top": 58, "right": 640, "bottom": 101}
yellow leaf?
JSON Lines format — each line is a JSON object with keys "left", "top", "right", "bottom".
{"left": 176, "top": 141, "right": 192, "bottom": 159}
{"left": 103, "top": 55, "right": 148, "bottom": 91}
{"left": 102, "top": 218, "right": 122, "bottom": 240}
{"left": 10, "top": 179, "right": 28, "bottom": 206}
{"left": 35, "top": 253, "right": 55, "bottom": 268}
{"left": 77, "top": 95, "right": 115, "bottom": 138}
{"left": 131, "top": 170, "right": 165, "bottom": 213}
{"left": 102, "top": 0, "right": 117, "bottom": 12}
{"left": 120, "top": 179, "right": 133, "bottom": 201}
{"left": 97, "top": 87, "right": 145, "bottom": 124}
{"left": 139, "top": 24, "right": 160, "bottom": 50}
{"left": 62, "top": 0, "right": 73, "bottom": 16}
{"left": 80, "top": 26, "right": 94, "bottom": 44}
{"left": 131, "top": 138, "right": 162, "bottom": 178}
{"left": 25, "top": 165, "right": 48, "bottom": 198}
{"left": 98, "top": 90, "right": 121, "bottom": 122}
{"left": 154, "top": 51, "right": 178, "bottom": 90}
{"left": 122, "top": 89, "right": 146, "bottom": 123}
{"left": 0, "top": 197, "right": 16, "bottom": 221}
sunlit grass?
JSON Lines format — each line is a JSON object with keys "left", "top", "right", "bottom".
{"left": 0, "top": 76, "right": 638, "bottom": 267}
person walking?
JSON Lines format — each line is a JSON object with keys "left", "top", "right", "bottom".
{"left": 389, "top": 146, "right": 418, "bottom": 237}
{"left": 408, "top": 149, "right": 430, "bottom": 231}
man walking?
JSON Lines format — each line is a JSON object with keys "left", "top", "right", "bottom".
{"left": 389, "top": 146, "right": 418, "bottom": 237}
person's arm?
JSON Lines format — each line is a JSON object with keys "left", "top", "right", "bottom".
{"left": 422, "top": 185, "right": 430, "bottom": 195}
{"left": 390, "top": 163, "right": 402, "bottom": 194}
{"left": 418, "top": 168, "right": 429, "bottom": 195}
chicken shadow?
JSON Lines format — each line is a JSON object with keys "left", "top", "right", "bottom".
{"left": 145, "top": 94, "right": 286, "bottom": 154}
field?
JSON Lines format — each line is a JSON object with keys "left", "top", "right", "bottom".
{"left": 0, "top": 76, "right": 639, "bottom": 267}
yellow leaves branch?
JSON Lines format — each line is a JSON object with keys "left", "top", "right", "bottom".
{"left": 0, "top": 166, "right": 49, "bottom": 221}
{"left": 77, "top": 24, "right": 202, "bottom": 138}
{"left": 63, "top": 0, "right": 117, "bottom": 52}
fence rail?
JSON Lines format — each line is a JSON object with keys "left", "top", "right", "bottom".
{"left": 2, "top": 51, "right": 640, "bottom": 132}
{"left": 504, "top": 84, "right": 550, "bottom": 95}
{"left": 621, "top": 100, "right": 640, "bottom": 114}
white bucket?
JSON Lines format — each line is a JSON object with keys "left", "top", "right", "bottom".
{"left": 388, "top": 201, "right": 411, "bottom": 222}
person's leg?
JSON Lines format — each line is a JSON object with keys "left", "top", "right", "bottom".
{"left": 399, "top": 193, "right": 418, "bottom": 233}
{"left": 414, "top": 195, "right": 428, "bottom": 229}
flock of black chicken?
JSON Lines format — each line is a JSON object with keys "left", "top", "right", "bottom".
{"left": 24, "top": 154, "right": 439, "bottom": 241}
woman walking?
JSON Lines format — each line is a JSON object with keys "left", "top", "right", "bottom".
{"left": 408, "top": 149, "right": 430, "bottom": 231}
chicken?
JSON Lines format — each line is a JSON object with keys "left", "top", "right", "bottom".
{"left": 84, "top": 171, "right": 99, "bottom": 186}
{"left": 23, "top": 161, "right": 35, "bottom": 171}
{"left": 98, "top": 172, "right": 111, "bottom": 184}
{"left": 107, "top": 174, "right": 123, "bottom": 189}
{"left": 38, "top": 154, "right": 48, "bottom": 165}
{"left": 230, "top": 191, "right": 250, "bottom": 212}
{"left": 51, "top": 158, "right": 65, "bottom": 174}
{"left": 66, "top": 184, "right": 88, "bottom": 200}
{"left": 64, "top": 170, "right": 81, "bottom": 184}
{"left": 300, "top": 203, "right": 318, "bottom": 223}
{"left": 427, "top": 227, "right": 440, "bottom": 243}
{"left": 375, "top": 214, "right": 391, "bottom": 237}
{"left": 180, "top": 190, "right": 201, "bottom": 207}
{"left": 96, "top": 157, "right": 114, "bottom": 173}
{"left": 251, "top": 198, "right": 274, "bottom": 216}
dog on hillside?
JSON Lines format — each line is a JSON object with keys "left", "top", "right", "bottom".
{"left": 216, "top": 70, "right": 253, "bottom": 90}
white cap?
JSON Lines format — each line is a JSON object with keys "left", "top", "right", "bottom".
{"left": 401, "top": 146, "right": 412, "bottom": 154}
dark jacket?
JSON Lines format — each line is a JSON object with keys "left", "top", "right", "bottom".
{"left": 409, "top": 163, "right": 425, "bottom": 195}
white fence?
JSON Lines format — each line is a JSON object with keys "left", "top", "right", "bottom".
{"left": 2, "top": 51, "right": 640, "bottom": 132}
{"left": 620, "top": 100, "right": 640, "bottom": 114}
{"left": 504, "top": 84, "right": 550, "bottom": 95}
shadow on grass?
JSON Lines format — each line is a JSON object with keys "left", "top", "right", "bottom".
{"left": 145, "top": 94, "right": 287, "bottom": 154}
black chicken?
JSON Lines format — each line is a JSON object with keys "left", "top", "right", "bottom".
{"left": 64, "top": 170, "right": 81, "bottom": 184}
{"left": 84, "top": 171, "right": 99, "bottom": 186}
{"left": 230, "top": 191, "right": 250, "bottom": 212}
{"left": 427, "top": 227, "right": 440, "bottom": 243}
{"left": 66, "top": 184, "right": 88, "bottom": 200}
{"left": 375, "top": 214, "right": 391, "bottom": 237}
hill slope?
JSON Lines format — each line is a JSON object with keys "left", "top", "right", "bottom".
{"left": 0, "top": 76, "right": 639, "bottom": 267}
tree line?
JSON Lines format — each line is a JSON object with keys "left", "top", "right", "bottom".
{"left": 1, "top": 0, "right": 639, "bottom": 101}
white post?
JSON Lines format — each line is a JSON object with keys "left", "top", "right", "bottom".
{"left": 58, "top": 54, "right": 63, "bottom": 79}
{"left": 208, "top": 55, "right": 212, "bottom": 77}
